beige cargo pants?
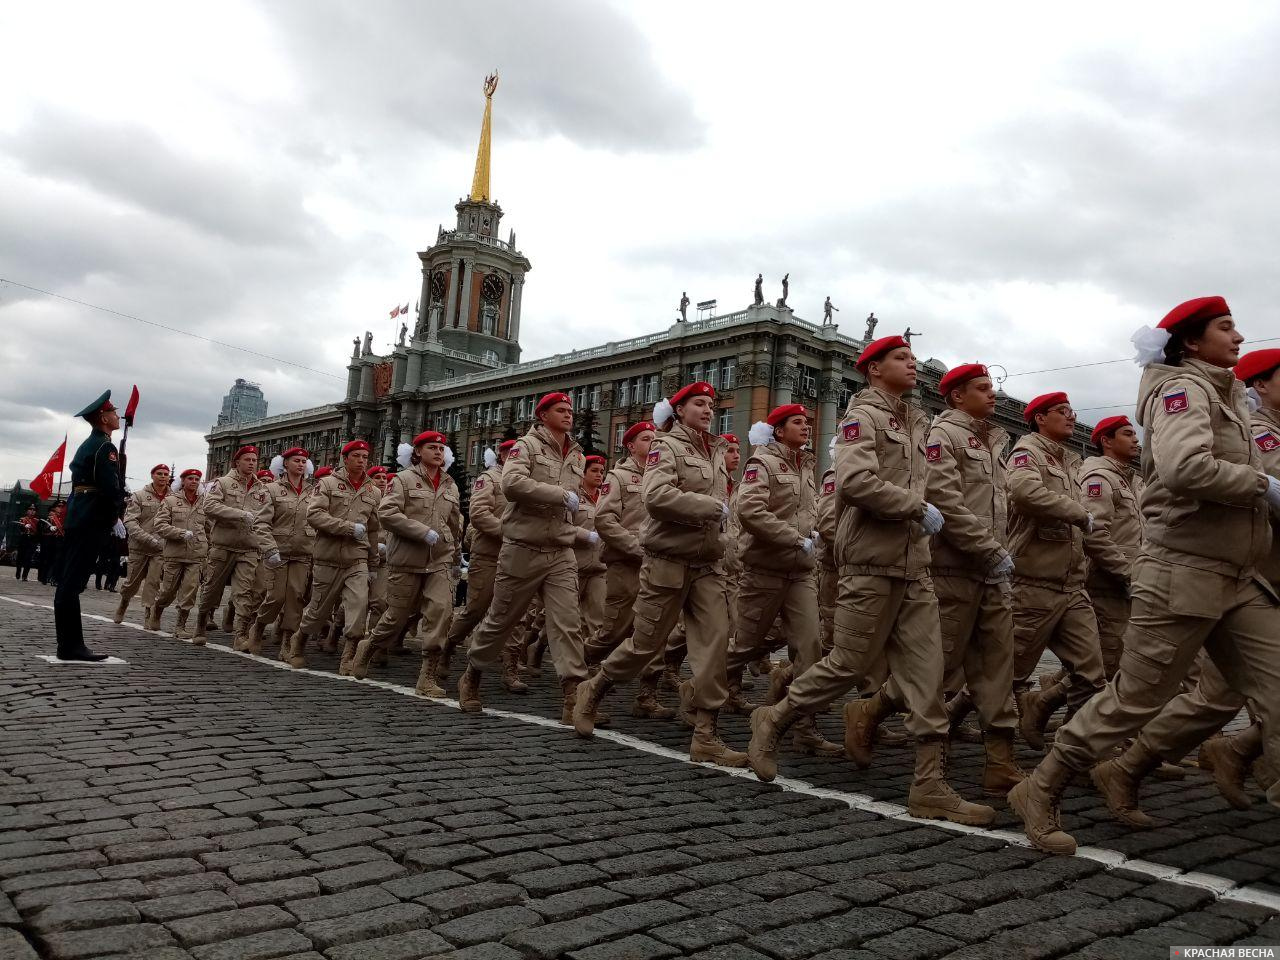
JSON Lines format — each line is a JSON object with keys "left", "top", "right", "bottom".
{"left": 366, "top": 568, "right": 453, "bottom": 655}
{"left": 253, "top": 559, "right": 311, "bottom": 634}
{"left": 1011, "top": 582, "right": 1105, "bottom": 713}
{"left": 155, "top": 559, "right": 201, "bottom": 614}
{"left": 446, "top": 549, "right": 498, "bottom": 649}
{"left": 121, "top": 549, "right": 163, "bottom": 608}
{"left": 297, "top": 561, "right": 369, "bottom": 641}
{"left": 197, "top": 547, "right": 259, "bottom": 628}
{"left": 726, "top": 569, "right": 820, "bottom": 677}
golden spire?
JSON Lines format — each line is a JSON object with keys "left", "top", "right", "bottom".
{"left": 468, "top": 72, "right": 499, "bottom": 202}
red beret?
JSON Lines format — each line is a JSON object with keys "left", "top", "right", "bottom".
{"left": 498, "top": 439, "right": 518, "bottom": 453}
{"left": 672, "top": 381, "right": 715, "bottom": 407}
{"left": 767, "top": 403, "right": 810, "bottom": 427}
{"left": 856, "top": 335, "right": 910, "bottom": 372}
{"left": 938, "top": 363, "right": 989, "bottom": 399}
{"left": 256, "top": 469, "right": 274, "bottom": 480}
{"left": 1023, "top": 392, "right": 1070, "bottom": 424}
{"left": 150, "top": 464, "right": 170, "bottom": 475}
{"left": 1090, "top": 415, "right": 1132, "bottom": 446}
{"left": 282, "top": 446, "right": 309, "bottom": 460}
{"left": 232, "top": 445, "right": 258, "bottom": 462}
{"left": 622, "top": 422, "right": 655, "bottom": 446}
{"left": 536, "top": 392, "right": 572, "bottom": 415}
{"left": 584, "top": 455, "right": 606, "bottom": 466}
{"left": 180, "top": 468, "right": 202, "bottom": 479}
{"left": 412, "top": 431, "right": 448, "bottom": 447}
{"left": 1159, "top": 296, "right": 1231, "bottom": 333}
{"left": 1235, "top": 348, "right": 1280, "bottom": 383}
{"left": 315, "top": 466, "right": 332, "bottom": 478}
{"left": 366, "top": 466, "right": 388, "bottom": 476}
{"left": 341, "top": 440, "right": 370, "bottom": 456}
{"left": 721, "top": 433, "right": 739, "bottom": 445}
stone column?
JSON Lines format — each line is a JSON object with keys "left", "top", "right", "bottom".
{"left": 456, "top": 259, "right": 475, "bottom": 330}
{"left": 444, "top": 261, "right": 461, "bottom": 329}
{"left": 358, "top": 362, "right": 374, "bottom": 402}
{"left": 405, "top": 349, "right": 423, "bottom": 391}
{"left": 818, "top": 353, "right": 846, "bottom": 473}
{"left": 392, "top": 353, "right": 407, "bottom": 392}
{"left": 509, "top": 277, "right": 524, "bottom": 344}
{"left": 346, "top": 364, "right": 360, "bottom": 402}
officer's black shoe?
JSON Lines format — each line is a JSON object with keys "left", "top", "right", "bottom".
{"left": 57, "top": 648, "right": 110, "bottom": 663}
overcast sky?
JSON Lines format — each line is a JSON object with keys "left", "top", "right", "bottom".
{"left": 3, "top": 0, "right": 1279, "bottom": 485}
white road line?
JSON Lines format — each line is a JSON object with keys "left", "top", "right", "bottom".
{"left": 3, "top": 593, "right": 1278, "bottom": 913}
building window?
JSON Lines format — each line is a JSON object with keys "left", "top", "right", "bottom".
{"left": 645, "top": 375, "right": 659, "bottom": 404}
{"left": 614, "top": 423, "right": 626, "bottom": 452}
{"left": 801, "top": 365, "right": 818, "bottom": 397}
{"left": 717, "top": 411, "right": 734, "bottom": 435}
{"left": 470, "top": 440, "right": 480, "bottom": 465}
{"left": 721, "top": 359, "right": 736, "bottom": 390}
{"left": 617, "top": 379, "right": 630, "bottom": 407}
{"left": 706, "top": 359, "right": 719, "bottom": 388}
{"left": 687, "top": 362, "right": 703, "bottom": 383}
{"left": 590, "top": 384, "right": 601, "bottom": 410}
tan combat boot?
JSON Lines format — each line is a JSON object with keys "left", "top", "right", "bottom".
{"left": 792, "top": 715, "right": 844, "bottom": 757}
{"left": 572, "top": 670, "right": 613, "bottom": 737}
{"left": 415, "top": 651, "right": 446, "bottom": 698}
{"left": 286, "top": 631, "right": 307, "bottom": 669}
{"left": 908, "top": 737, "right": 997, "bottom": 826}
{"left": 690, "top": 710, "right": 749, "bottom": 768}
{"left": 350, "top": 638, "right": 376, "bottom": 680}
{"left": 946, "top": 689, "right": 981, "bottom": 743}
{"left": 457, "top": 665, "right": 483, "bottom": 712}
{"left": 1017, "top": 679, "right": 1069, "bottom": 750}
{"left": 1091, "top": 740, "right": 1161, "bottom": 828}
{"left": 320, "top": 621, "right": 340, "bottom": 654}
{"left": 439, "top": 639, "right": 458, "bottom": 681}
{"left": 982, "top": 730, "right": 1027, "bottom": 797}
{"left": 173, "top": 610, "right": 191, "bottom": 640}
{"left": 191, "top": 610, "right": 211, "bottom": 647}
{"left": 1007, "top": 752, "right": 1078, "bottom": 855}
{"left": 113, "top": 595, "right": 129, "bottom": 624}
{"left": 632, "top": 678, "right": 676, "bottom": 719}
{"left": 1198, "top": 729, "right": 1261, "bottom": 811}
{"left": 220, "top": 606, "right": 235, "bottom": 634}
{"left": 246, "top": 621, "right": 266, "bottom": 656}
{"left": 337, "top": 637, "right": 359, "bottom": 676}
{"left": 560, "top": 680, "right": 579, "bottom": 726}
{"left": 677, "top": 680, "right": 696, "bottom": 728}
{"left": 231, "top": 626, "right": 250, "bottom": 652}
{"left": 763, "top": 663, "right": 794, "bottom": 706}
{"left": 660, "top": 649, "right": 683, "bottom": 691}
{"left": 747, "top": 702, "right": 800, "bottom": 782}
{"left": 723, "top": 666, "right": 757, "bottom": 717}
{"left": 502, "top": 645, "right": 529, "bottom": 693}
{"left": 143, "top": 606, "right": 161, "bottom": 631}
{"left": 843, "top": 689, "right": 895, "bottom": 769}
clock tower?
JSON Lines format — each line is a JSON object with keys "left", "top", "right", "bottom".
{"left": 415, "top": 72, "right": 530, "bottom": 366}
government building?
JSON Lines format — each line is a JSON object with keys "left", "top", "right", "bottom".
{"left": 206, "top": 78, "right": 1092, "bottom": 495}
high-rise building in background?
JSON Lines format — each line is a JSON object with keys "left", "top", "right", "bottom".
{"left": 216, "top": 379, "right": 268, "bottom": 427}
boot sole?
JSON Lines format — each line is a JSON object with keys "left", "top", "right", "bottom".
{"left": 747, "top": 710, "right": 779, "bottom": 782}
{"left": 1007, "top": 782, "right": 1076, "bottom": 856}
{"left": 691, "top": 751, "right": 750, "bottom": 768}
{"left": 908, "top": 805, "right": 997, "bottom": 827}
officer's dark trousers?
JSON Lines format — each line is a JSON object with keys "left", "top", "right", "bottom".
{"left": 55, "top": 527, "right": 108, "bottom": 655}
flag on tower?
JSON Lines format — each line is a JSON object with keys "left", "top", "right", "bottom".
{"left": 389, "top": 305, "right": 400, "bottom": 318}
{"left": 402, "top": 302, "right": 409, "bottom": 314}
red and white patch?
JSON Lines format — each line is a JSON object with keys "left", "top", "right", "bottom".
{"left": 926, "top": 442, "right": 941, "bottom": 462}
{"left": 631, "top": 475, "right": 641, "bottom": 484}
{"left": 647, "top": 450, "right": 661, "bottom": 466}
{"left": 1012, "top": 452, "right": 1030, "bottom": 468}
{"left": 744, "top": 467, "right": 760, "bottom": 483}
{"left": 108, "top": 451, "right": 118, "bottom": 461}
{"left": 1254, "top": 431, "right": 1280, "bottom": 453}
{"left": 888, "top": 417, "right": 899, "bottom": 430}
{"left": 778, "top": 462, "right": 788, "bottom": 473}
{"left": 600, "top": 482, "right": 611, "bottom": 495}
{"left": 338, "top": 483, "right": 346, "bottom": 491}
{"left": 1086, "top": 480, "right": 1103, "bottom": 498}
{"left": 822, "top": 479, "right": 836, "bottom": 495}
{"left": 1046, "top": 455, "right": 1058, "bottom": 467}
{"left": 967, "top": 436, "right": 983, "bottom": 449}
{"left": 1163, "top": 389, "right": 1189, "bottom": 414}
{"left": 508, "top": 447, "right": 520, "bottom": 458}
{"left": 473, "top": 478, "right": 485, "bottom": 490}
{"left": 842, "top": 421, "right": 860, "bottom": 441}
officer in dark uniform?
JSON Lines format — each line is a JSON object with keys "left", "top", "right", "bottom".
{"left": 54, "top": 391, "right": 126, "bottom": 661}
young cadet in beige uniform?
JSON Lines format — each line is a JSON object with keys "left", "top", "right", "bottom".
{"left": 1012, "top": 297, "right": 1280, "bottom": 855}
{"left": 287, "top": 439, "right": 381, "bottom": 672}
{"left": 816, "top": 437, "right": 839, "bottom": 656}
{"left": 574, "top": 455, "right": 607, "bottom": 647}
{"left": 575, "top": 381, "right": 748, "bottom": 767}
{"left": 195, "top": 446, "right": 271, "bottom": 648}
{"left": 354, "top": 431, "right": 462, "bottom": 692}
{"left": 364, "top": 466, "right": 392, "bottom": 640}
{"left": 117, "top": 464, "right": 171, "bottom": 628}
{"left": 1004, "top": 392, "right": 1106, "bottom": 749}
{"left": 152, "top": 468, "right": 207, "bottom": 638}
{"left": 847, "top": 363, "right": 1023, "bottom": 796}
{"left": 459, "top": 393, "right": 590, "bottom": 720}
{"left": 249, "top": 447, "right": 314, "bottom": 656}
{"left": 746, "top": 336, "right": 996, "bottom": 825}
{"left": 725, "top": 405, "right": 841, "bottom": 758}
{"left": 445, "top": 439, "right": 514, "bottom": 674}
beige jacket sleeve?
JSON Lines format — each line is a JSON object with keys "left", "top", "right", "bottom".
{"left": 737, "top": 461, "right": 801, "bottom": 548}
{"left": 468, "top": 473, "right": 503, "bottom": 538}
{"left": 377, "top": 476, "right": 431, "bottom": 543}
{"left": 1007, "top": 456, "right": 1089, "bottom": 525}
{"left": 835, "top": 421, "right": 924, "bottom": 520}
{"left": 928, "top": 431, "right": 1002, "bottom": 562}
{"left": 153, "top": 498, "right": 181, "bottom": 542}
{"left": 1152, "top": 378, "right": 1268, "bottom": 505}
{"left": 501, "top": 440, "right": 568, "bottom": 508}
{"left": 1080, "top": 472, "right": 1130, "bottom": 580}
{"left": 123, "top": 492, "right": 158, "bottom": 548}
{"left": 448, "top": 495, "right": 464, "bottom": 566}
{"left": 594, "top": 474, "right": 641, "bottom": 559}
{"left": 816, "top": 476, "right": 838, "bottom": 545}
{"left": 643, "top": 444, "right": 723, "bottom": 525}
{"left": 251, "top": 492, "right": 281, "bottom": 557}
{"left": 202, "top": 479, "right": 244, "bottom": 525}
{"left": 307, "top": 482, "right": 358, "bottom": 538}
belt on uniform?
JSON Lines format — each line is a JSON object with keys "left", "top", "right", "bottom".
{"left": 72, "top": 485, "right": 98, "bottom": 493}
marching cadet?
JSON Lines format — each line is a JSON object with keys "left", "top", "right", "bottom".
{"left": 574, "top": 381, "right": 749, "bottom": 768}
{"left": 195, "top": 446, "right": 271, "bottom": 649}
{"left": 845, "top": 363, "right": 1024, "bottom": 796}
{"left": 574, "top": 455, "right": 608, "bottom": 657}
{"left": 152, "top": 468, "right": 208, "bottom": 638}
{"left": 249, "top": 447, "right": 314, "bottom": 656}
{"left": 588, "top": 421, "right": 674, "bottom": 718}
{"left": 445, "top": 440, "right": 515, "bottom": 677}
{"left": 364, "top": 466, "right": 391, "bottom": 639}
{"left": 1004, "top": 392, "right": 1106, "bottom": 749}
{"left": 353, "top": 431, "right": 461, "bottom": 692}
{"left": 458, "top": 393, "right": 590, "bottom": 720}
{"left": 745, "top": 336, "right": 997, "bottom": 825}
{"left": 53, "top": 391, "right": 126, "bottom": 661}
{"left": 1011, "top": 297, "right": 1280, "bottom": 854}
{"left": 816, "top": 436, "right": 839, "bottom": 656}
{"left": 724, "top": 406, "right": 841, "bottom": 758}
{"left": 286, "top": 439, "right": 382, "bottom": 672}
{"left": 117, "top": 464, "right": 171, "bottom": 628}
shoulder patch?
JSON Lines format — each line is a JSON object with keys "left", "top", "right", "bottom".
{"left": 888, "top": 416, "right": 900, "bottom": 430}
{"left": 647, "top": 449, "right": 661, "bottom": 465}
{"left": 108, "top": 451, "right": 118, "bottom": 462}
{"left": 778, "top": 462, "right": 788, "bottom": 473}
{"left": 744, "top": 467, "right": 759, "bottom": 483}
{"left": 1046, "top": 455, "right": 1058, "bottom": 467}
{"left": 1086, "top": 480, "right": 1103, "bottom": 498}
{"left": 473, "top": 477, "right": 485, "bottom": 490}
{"left": 1012, "top": 452, "right": 1030, "bottom": 468}
{"left": 1163, "top": 388, "right": 1189, "bottom": 414}
{"left": 967, "top": 436, "right": 983, "bottom": 450}
{"left": 600, "top": 481, "right": 611, "bottom": 495}
{"left": 842, "top": 421, "right": 860, "bottom": 441}
{"left": 508, "top": 446, "right": 520, "bottom": 458}
{"left": 1254, "top": 431, "right": 1280, "bottom": 453}
{"left": 926, "top": 442, "right": 941, "bottom": 462}
{"left": 630, "top": 474, "right": 641, "bottom": 484}
{"left": 822, "top": 479, "right": 836, "bottom": 495}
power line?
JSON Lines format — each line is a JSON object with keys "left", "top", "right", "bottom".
{"left": 0, "top": 278, "right": 343, "bottom": 381}
{"left": 1003, "top": 337, "right": 1280, "bottom": 379}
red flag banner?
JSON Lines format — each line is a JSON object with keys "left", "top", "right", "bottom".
{"left": 30, "top": 438, "right": 66, "bottom": 501}
{"left": 389, "top": 305, "right": 400, "bottom": 318}
{"left": 124, "top": 385, "right": 140, "bottom": 425}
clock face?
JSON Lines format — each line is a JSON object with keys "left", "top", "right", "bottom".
{"left": 430, "top": 272, "right": 446, "bottom": 299}
{"left": 481, "top": 274, "right": 505, "bottom": 303}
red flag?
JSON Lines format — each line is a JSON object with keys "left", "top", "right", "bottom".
{"left": 29, "top": 439, "right": 66, "bottom": 501}
{"left": 390, "top": 305, "right": 400, "bottom": 318}
{"left": 124, "top": 385, "right": 140, "bottom": 425}
{"left": 402, "top": 302, "right": 409, "bottom": 314}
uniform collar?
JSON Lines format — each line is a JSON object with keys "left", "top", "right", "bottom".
{"left": 667, "top": 420, "right": 722, "bottom": 457}
{"left": 1255, "top": 405, "right": 1280, "bottom": 433}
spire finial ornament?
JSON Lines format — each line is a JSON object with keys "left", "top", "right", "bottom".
{"left": 469, "top": 71, "right": 499, "bottom": 202}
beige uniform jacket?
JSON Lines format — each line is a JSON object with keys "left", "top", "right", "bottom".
{"left": 1250, "top": 405, "right": 1280, "bottom": 585}
{"left": 203, "top": 472, "right": 273, "bottom": 553}
{"left": 815, "top": 468, "right": 838, "bottom": 570}
{"left": 1006, "top": 432, "right": 1089, "bottom": 590}
{"left": 467, "top": 465, "right": 507, "bottom": 559}
{"left": 1079, "top": 455, "right": 1142, "bottom": 594}
{"left": 500, "top": 425, "right": 585, "bottom": 549}
{"left": 723, "top": 483, "right": 743, "bottom": 576}
{"left": 378, "top": 465, "right": 462, "bottom": 573}
{"left": 640, "top": 422, "right": 729, "bottom": 565}
{"left": 124, "top": 483, "right": 171, "bottom": 556}
{"left": 573, "top": 486, "right": 606, "bottom": 575}
{"left": 832, "top": 386, "right": 931, "bottom": 579}
{"left": 927, "top": 410, "right": 1008, "bottom": 580}
{"left": 595, "top": 457, "right": 646, "bottom": 566}
{"left": 307, "top": 467, "right": 382, "bottom": 566}
{"left": 1136, "top": 359, "right": 1270, "bottom": 579}
{"left": 153, "top": 492, "right": 208, "bottom": 563}
{"left": 254, "top": 479, "right": 315, "bottom": 560}
{"left": 736, "top": 441, "right": 817, "bottom": 576}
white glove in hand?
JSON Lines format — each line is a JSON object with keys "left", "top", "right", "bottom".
{"left": 986, "top": 551, "right": 1015, "bottom": 582}
{"left": 921, "top": 503, "right": 944, "bottom": 536}
{"left": 424, "top": 529, "right": 440, "bottom": 545}
{"left": 378, "top": 542, "right": 388, "bottom": 558}
{"left": 720, "top": 502, "right": 730, "bottom": 523}
{"left": 564, "top": 490, "right": 580, "bottom": 514}
{"left": 1266, "top": 476, "right": 1280, "bottom": 512}
{"left": 112, "top": 519, "right": 126, "bottom": 539}
{"left": 352, "top": 522, "right": 367, "bottom": 541}
{"left": 242, "top": 510, "right": 256, "bottom": 523}
{"left": 586, "top": 531, "right": 600, "bottom": 546}
{"left": 800, "top": 537, "right": 814, "bottom": 556}
{"left": 182, "top": 530, "right": 195, "bottom": 542}
{"left": 812, "top": 530, "right": 822, "bottom": 546}
{"left": 265, "top": 551, "right": 283, "bottom": 569}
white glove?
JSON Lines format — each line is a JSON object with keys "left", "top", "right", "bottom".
{"left": 265, "top": 551, "right": 284, "bottom": 569}
{"left": 812, "top": 530, "right": 822, "bottom": 546}
{"left": 424, "top": 529, "right": 440, "bottom": 545}
{"left": 800, "top": 537, "right": 814, "bottom": 556}
{"left": 1083, "top": 512, "right": 1095, "bottom": 534}
{"left": 1266, "top": 476, "right": 1280, "bottom": 512}
{"left": 378, "top": 542, "right": 388, "bottom": 558}
{"left": 585, "top": 531, "right": 600, "bottom": 546}
{"left": 242, "top": 510, "right": 256, "bottom": 523}
{"left": 921, "top": 503, "right": 944, "bottom": 537}
{"left": 720, "top": 502, "right": 730, "bottom": 523}
{"left": 352, "top": 522, "right": 367, "bottom": 541}
{"left": 986, "top": 551, "right": 1015, "bottom": 582}
{"left": 182, "top": 530, "right": 194, "bottom": 542}
{"left": 112, "top": 519, "right": 126, "bottom": 539}
{"left": 149, "top": 534, "right": 164, "bottom": 550}
{"left": 564, "top": 490, "right": 580, "bottom": 513}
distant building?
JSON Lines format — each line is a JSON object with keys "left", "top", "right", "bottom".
{"left": 217, "top": 379, "right": 268, "bottom": 427}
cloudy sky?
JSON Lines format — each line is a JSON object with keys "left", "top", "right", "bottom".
{"left": 3, "top": 0, "right": 1279, "bottom": 486}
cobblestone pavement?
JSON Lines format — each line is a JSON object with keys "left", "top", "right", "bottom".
{"left": 1, "top": 577, "right": 1276, "bottom": 960}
